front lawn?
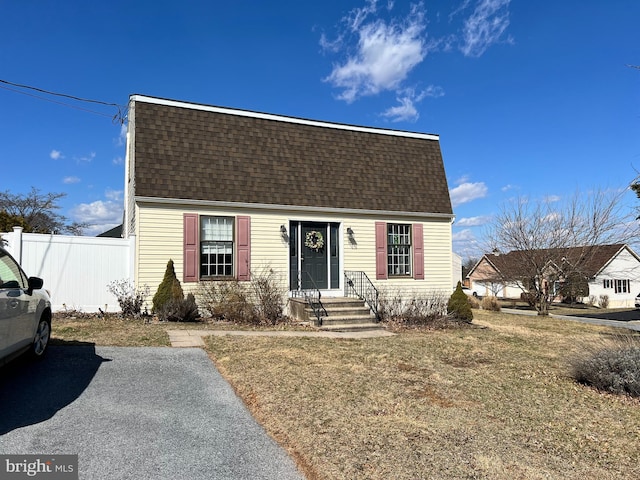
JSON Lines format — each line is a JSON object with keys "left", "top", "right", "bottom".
{"left": 206, "top": 310, "right": 640, "bottom": 480}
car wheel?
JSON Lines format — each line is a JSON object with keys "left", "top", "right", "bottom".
{"left": 31, "top": 317, "right": 51, "bottom": 358}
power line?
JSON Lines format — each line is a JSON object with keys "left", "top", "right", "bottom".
{"left": 0, "top": 78, "right": 127, "bottom": 124}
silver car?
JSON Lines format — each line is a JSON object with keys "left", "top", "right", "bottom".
{"left": 0, "top": 246, "right": 52, "bottom": 366}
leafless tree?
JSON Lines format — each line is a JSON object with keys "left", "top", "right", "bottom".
{"left": 0, "top": 187, "right": 87, "bottom": 235}
{"left": 485, "top": 188, "right": 639, "bottom": 315}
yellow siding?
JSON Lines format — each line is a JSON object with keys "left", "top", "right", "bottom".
{"left": 135, "top": 203, "right": 453, "bottom": 300}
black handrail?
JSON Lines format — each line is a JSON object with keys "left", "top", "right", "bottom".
{"left": 344, "top": 270, "right": 380, "bottom": 320}
{"left": 291, "top": 271, "right": 327, "bottom": 326}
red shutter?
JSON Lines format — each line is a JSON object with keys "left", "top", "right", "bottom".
{"left": 183, "top": 214, "right": 198, "bottom": 283}
{"left": 375, "top": 222, "right": 387, "bottom": 280}
{"left": 413, "top": 223, "right": 424, "bottom": 280}
{"left": 237, "top": 216, "right": 251, "bottom": 281}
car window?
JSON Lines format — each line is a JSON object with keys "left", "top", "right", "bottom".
{"left": 0, "top": 251, "right": 27, "bottom": 289}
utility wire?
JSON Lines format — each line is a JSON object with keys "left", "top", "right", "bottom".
{"left": 0, "top": 78, "right": 127, "bottom": 124}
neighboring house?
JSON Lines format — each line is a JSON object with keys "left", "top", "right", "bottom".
{"left": 467, "top": 244, "right": 640, "bottom": 308}
{"left": 123, "top": 95, "right": 454, "bottom": 318}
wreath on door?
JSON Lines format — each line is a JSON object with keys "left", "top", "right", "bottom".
{"left": 304, "top": 230, "right": 325, "bottom": 251}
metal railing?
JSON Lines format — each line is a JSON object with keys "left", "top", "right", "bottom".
{"left": 344, "top": 270, "right": 380, "bottom": 320}
{"left": 291, "top": 272, "right": 327, "bottom": 326}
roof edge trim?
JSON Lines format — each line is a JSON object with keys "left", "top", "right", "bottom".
{"left": 129, "top": 94, "right": 440, "bottom": 141}
{"left": 134, "top": 196, "right": 455, "bottom": 220}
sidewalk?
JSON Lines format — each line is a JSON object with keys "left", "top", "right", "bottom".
{"left": 167, "top": 328, "right": 396, "bottom": 347}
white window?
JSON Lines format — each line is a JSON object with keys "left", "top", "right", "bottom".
{"left": 200, "top": 216, "right": 234, "bottom": 277}
{"left": 387, "top": 223, "right": 412, "bottom": 276}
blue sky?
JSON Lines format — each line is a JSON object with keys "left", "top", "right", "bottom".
{"left": 1, "top": 0, "right": 639, "bottom": 260}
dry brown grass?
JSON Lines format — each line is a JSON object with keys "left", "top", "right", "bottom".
{"left": 206, "top": 310, "right": 640, "bottom": 480}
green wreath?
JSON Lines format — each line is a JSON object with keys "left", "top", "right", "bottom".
{"left": 305, "top": 230, "right": 325, "bottom": 251}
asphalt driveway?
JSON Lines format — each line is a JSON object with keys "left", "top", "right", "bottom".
{"left": 0, "top": 346, "right": 303, "bottom": 480}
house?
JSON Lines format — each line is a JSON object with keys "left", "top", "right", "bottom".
{"left": 467, "top": 244, "right": 640, "bottom": 308}
{"left": 123, "top": 95, "right": 454, "bottom": 321}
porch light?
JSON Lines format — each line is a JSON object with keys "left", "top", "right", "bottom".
{"left": 280, "top": 225, "right": 287, "bottom": 234}
{"left": 347, "top": 227, "right": 354, "bottom": 235}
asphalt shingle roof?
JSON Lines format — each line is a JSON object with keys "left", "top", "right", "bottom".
{"left": 131, "top": 96, "right": 453, "bottom": 215}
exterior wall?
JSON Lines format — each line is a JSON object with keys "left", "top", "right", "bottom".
{"left": 134, "top": 202, "right": 454, "bottom": 308}
{"left": 586, "top": 248, "right": 640, "bottom": 308}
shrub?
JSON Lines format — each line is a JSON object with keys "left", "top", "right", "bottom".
{"left": 570, "top": 335, "right": 640, "bottom": 397}
{"left": 480, "top": 295, "right": 501, "bottom": 312}
{"left": 152, "top": 260, "right": 184, "bottom": 315}
{"left": 198, "top": 279, "right": 255, "bottom": 323}
{"left": 250, "top": 268, "right": 285, "bottom": 325}
{"left": 599, "top": 294, "right": 610, "bottom": 309}
{"left": 107, "top": 279, "right": 150, "bottom": 317}
{"left": 447, "top": 282, "right": 473, "bottom": 322}
{"left": 379, "top": 288, "right": 451, "bottom": 329}
{"left": 159, "top": 293, "right": 200, "bottom": 322}
{"left": 587, "top": 295, "right": 597, "bottom": 307}
{"left": 468, "top": 294, "right": 481, "bottom": 309}
{"left": 197, "top": 269, "right": 286, "bottom": 325}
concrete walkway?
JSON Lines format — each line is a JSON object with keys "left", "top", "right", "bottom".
{"left": 168, "top": 328, "right": 395, "bottom": 347}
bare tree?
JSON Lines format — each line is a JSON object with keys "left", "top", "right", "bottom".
{"left": 485, "top": 189, "right": 638, "bottom": 315}
{"left": 0, "top": 187, "right": 87, "bottom": 235}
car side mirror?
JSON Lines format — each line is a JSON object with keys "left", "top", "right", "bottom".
{"left": 27, "top": 276, "right": 44, "bottom": 295}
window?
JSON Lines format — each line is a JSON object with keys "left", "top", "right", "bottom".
{"left": 200, "top": 216, "right": 234, "bottom": 277}
{"left": 0, "top": 250, "right": 27, "bottom": 289}
{"left": 387, "top": 223, "right": 412, "bottom": 276}
{"left": 603, "top": 279, "right": 611, "bottom": 289}
{"left": 614, "top": 279, "right": 630, "bottom": 294}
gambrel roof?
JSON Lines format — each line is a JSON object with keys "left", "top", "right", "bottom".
{"left": 128, "top": 95, "right": 453, "bottom": 216}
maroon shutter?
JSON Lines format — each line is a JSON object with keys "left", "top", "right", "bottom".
{"left": 413, "top": 223, "right": 424, "bottom": 280}
{"left": 237, "top": 216, "right": 251, "bottom": 281}
{"left": 375, "top": 222, "right": 387, "bottom": 280}
{"left": 183, "top": 214, "right": 198, "bottom": 283}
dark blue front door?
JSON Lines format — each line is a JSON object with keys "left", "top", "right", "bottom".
{"left": 301, "top": 223, "right": 328, "bottom": 290}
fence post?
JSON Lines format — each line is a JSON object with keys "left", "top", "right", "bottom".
{"left": 4, "top": 226, "right": 24, "bottom": 264}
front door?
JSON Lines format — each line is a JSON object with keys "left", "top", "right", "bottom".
{"left": 301, "top": 223, "right": 328, "bottom": 289}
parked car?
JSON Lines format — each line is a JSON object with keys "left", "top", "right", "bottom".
{"left": 0, "top": 246, "right": 52, "bottom": 366}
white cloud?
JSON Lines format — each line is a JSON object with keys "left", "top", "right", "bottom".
{"left": 63, "top": 176, "right": 80, "bottom": 184}
{"left": 449, "top": 181, "right": 488, "bottom": 207}
{"left": 460, "top": 0, "right": 511, "bottom": 57}
{"left": 105, "top": 188, "right": 123, "bottom": 201}
{"left": 543, "top": 194, "right": 561, "bottom": 203}
{"left": 50, "top": 149, "right": 63, "bottom": 160}
{"left": 76, "top": 152, "right": 96, "bottom": 163}
{"left": 501, "top": 183, "right": 517, "bottom": 192}
{"left": 455, "top": 215, "right": 491, "bottom": 227}
{"left": 115, "top": 123, "right": 127, "bottom": 147}
{"left": 112, "top": 156, "right": 124, "bottom": 165}
{"left": 70, "top": 200, "right": 123, "bottom": 236}
{"left": 381, "top": 86, "right": 445, "bottom": 122}
{"left": 323, "top": 2, "right": 429, "bottom": 103}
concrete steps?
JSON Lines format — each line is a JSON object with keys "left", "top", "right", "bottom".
{"left": 290, "top": 296, "right": 383, "bottom": 332}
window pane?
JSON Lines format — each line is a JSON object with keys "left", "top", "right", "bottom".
{"left": 201, "top": 216, "right": 233, "bottom": 241}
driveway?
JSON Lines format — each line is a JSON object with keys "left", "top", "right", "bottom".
{"left": 0, "top": 346, "right": 303, "bottom": 480}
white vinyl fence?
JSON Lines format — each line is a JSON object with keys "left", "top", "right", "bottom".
{"left": 1, "top": 227, "right": 134, "bottom": 313}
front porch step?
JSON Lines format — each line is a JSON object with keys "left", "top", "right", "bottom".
{"left": 289, "top": 296, "right": 383, "bottom": 331}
